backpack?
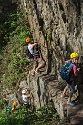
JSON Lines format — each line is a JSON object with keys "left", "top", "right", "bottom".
{"left": 6, "top": 106, "right": 12, "bottom": 114}
{"left": 26, "top": 47, "right": 34, "bottom": 59}
{"left": 60, "top": 61, "right": 74, "bottom": 80}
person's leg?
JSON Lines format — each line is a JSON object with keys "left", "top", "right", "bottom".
{"left": 61, "top": 84, "right": 69, "bottom": 98}
{"left": 62, "top": 88, "right": 67, "bottom": 95}
{"left": 67, "top": 93, "right": 73, "bottom": 102}
{"left": 31, "top": 60, "right": 38, "bottom": 75}
{"left": 67, "top": 82, "right": 75, "bottom": 102}
{"left": 63, "top": 83, "right": 69, "bottom": 95}
{"left": 31, "top": 68, "right": 35, "bottom": 75}
{"left": 35, "top": 63, "right": 43, "bottom": 71}
{"left": 35, "top": 58, "right": 45, "bottom": 72}
{"left": 67, "top": 82, "right": 75, "bottom": 106}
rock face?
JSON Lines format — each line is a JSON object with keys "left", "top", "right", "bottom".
{"left": 27, "top": 71, "right": 83, "bottom": 124}
{"left": 19, "top": 0, "right": 83, "bottom": 124}
{"left": 21, "top": 0, "right": 83, "bottom": 78}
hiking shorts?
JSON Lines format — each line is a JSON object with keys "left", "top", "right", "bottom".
{"left": 66, "top": 82, "right": 75, "bottom": 94}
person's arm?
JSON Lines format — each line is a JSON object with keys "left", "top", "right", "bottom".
{"left": 74, "top": 72, "right": 77, "bottom": 76}
{"left": 73, "top": 65, "right": 77, "bottom": 76}
{"left": 27, "top": 91, "right": 33, "bottom": 98}
{"left": 32, "top": 43, "right": 38, "bottom": 47}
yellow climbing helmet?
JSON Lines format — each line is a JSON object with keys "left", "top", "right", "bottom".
{"left": 70, "top": 52, "right": 79, "bottom": 59}
{"left": 26, "top": 38, "right": 31, "bottom": 43}
{"left": 11, "top": 108, "right": 14, "bottom": 111}
{"left": 13, "top": 101, "right": 18, "bottom": 107}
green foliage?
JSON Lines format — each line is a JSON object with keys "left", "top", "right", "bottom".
{"left": 37, "top": 103, "right": 59, "bottom": 122}
{"left": 0, "top": 2, "right": 17, "bottom": 47}
{"left": 0, "top": 100, "right": 4, "bottom": 111}
{"left": 0, "top": 7, "right": 33, "bottom": 86}
{"left": 12, "top": 27, "right": 31, "bottom": 45}
{"left": 5, "top": 54, "right": 30, "bottom": 86}
{"left": 58, "top": 117, "right": 69, "bottom": 125}
{"left": 0, "top": 103, "right": 60, "bottom": 125}
{"left": 4, "top": 13, "right": 17, "bottom": 32}
{"left": 0, "top": 2, "right": 32, "bottom": 48}
{"left": 47, "top": 34, "right": 52, "bottom": 41}
{"left": 0, "top": 55, "right": 3, "bottom": 61}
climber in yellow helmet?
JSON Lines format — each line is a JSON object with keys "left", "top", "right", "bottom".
{"left": 61, "top": 52, "right": 79, "bottom": 106}
{"left": 11, "top": 101, "right": 18, "bottom": 112}
{"left": 70, "top": 52, "right": 79, "bottom": 59}
{"left": 6, "top": 101, "right": 18, "bottom": 114}
{"left": 25, "top": 37, "right": 45, "bottom": 76}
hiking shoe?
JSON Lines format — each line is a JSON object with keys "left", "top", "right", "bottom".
{"left": 61, "top": 94, "right": 68, "bottom": 99}
{"left": 29, "top": 71, "right": 35, "bottom": 76}
{"left": 31, "top": 72, "right": 35, "bottom": 76}
{"left": 31, "top": 73, "right": 35, "bottom": 76}
{"left": 35, "top": 69, "right": 40, "bottom": 74}
{"left": 67, "top": 101, "right": 75, "bottom": 106}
